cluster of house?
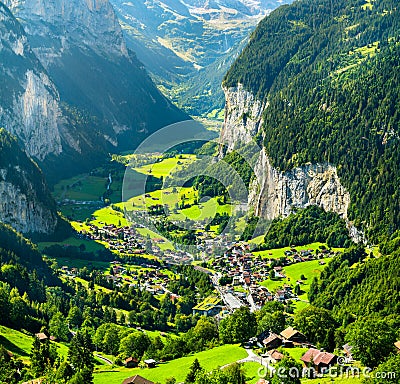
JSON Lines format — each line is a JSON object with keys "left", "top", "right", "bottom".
{"left": 78, "top": 224, "right": 147, "bottom": 255}
{"left": 105, "top": 261, "right": 178, "bottom": 297}
{"left": 212, "top": 244, "right": 270, "bottom": 285}
{"left": 261, "top": 327, "right": 338, "bottom": 374}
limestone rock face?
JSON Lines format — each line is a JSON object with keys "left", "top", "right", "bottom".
{"left": 1, "top": 0, "right": 187, "bottom": 179}
{"left": 221, "top": 84, "right": 353, "bottom": 231}
{"left": 249, "top": 148, "right": 351, "bottom": 220}
{"left": 4, "top": 0, "right": 128, "bottom": 66}
{"left": 220, "top": 84, "right": 267, "bottom": 152}
{"left": 0, "top": 179, "right": 58, "bottom": 234}
{"left": 0, "top": 129, "right": 59, "bottom": 235}
{"left": 0, "top": 3, "right": 63, "bottom": 161}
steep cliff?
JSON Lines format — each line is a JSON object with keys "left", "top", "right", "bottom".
{"left": 0, "top": 129, "right": 59, "bottom": 235}
{"left": 1, "top": 0, "right": 188, "bottom": 180}
{"left": 221, "top": 85, "right": 350, "bottom": 220}
{"left": 249, "top": 148, "right": 350, "bottom": 220}
{"left": 220, "top": 84, "right": 266, "bottom": 152}
{"left": 0, "top": 3, "right": 63, "bottom": 161}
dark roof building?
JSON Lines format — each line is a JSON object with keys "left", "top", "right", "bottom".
{"left": 124, "top": 357, "right": 139, "bottom": 368}
{"left": 262, "top": 333, "right": 283, "bottom": 350}
{"left": 122, "top": 375, "right": 154, "bottom": 384}
{"left": 280, "top": 327, "right": 308, "bottom": 344}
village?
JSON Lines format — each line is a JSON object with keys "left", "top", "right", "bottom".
{"left": 67, "top": 219, "right": 339, "bottom": 319}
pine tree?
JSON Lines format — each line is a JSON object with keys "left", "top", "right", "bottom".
{"left": 68, "top": 329, "right": 95, "bottom": 383}
{"left": 185, "top": 358, "right": 202, "bottom": 383}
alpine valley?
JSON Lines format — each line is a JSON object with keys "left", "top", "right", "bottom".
{"left": 0, "top": 1, "right": 399, "bottom": 384}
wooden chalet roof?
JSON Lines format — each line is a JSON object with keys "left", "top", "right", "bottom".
{"left": 122, "top": 375, "right": 154, "bottom": 384}
{"left": 300, "top": 348, "right": 337, "bottom": 365}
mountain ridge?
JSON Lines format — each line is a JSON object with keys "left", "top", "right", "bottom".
{"left": 1, "top": 0, "right": 189, "bottom": 182}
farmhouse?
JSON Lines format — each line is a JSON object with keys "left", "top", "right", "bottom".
{"left": 122, "top": 375, "right": 154, "bottom": 384}
{"left": 395, "top": 341, "right": 400, "bottom": 353}
{"left": 124, "top": 357, "right": 139, "bottom": 368}
{"left": 301, "top": 348, "right": 337, "bottom": 373}
{"left": 262, "top": 333, "right": 283, "bottom": 350}
{"left": 266, "top": 349, "right": 285, "bottom": 364}
{"left": 280, "top": 327, "right": 308, "bottom": 344}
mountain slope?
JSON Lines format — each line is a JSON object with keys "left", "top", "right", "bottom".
{"left": 0, "top": 129, "right": 61, "bottom": 235}
{"left": 110, "top": 0, "right": 293, "bottom": 116}
{"left": 0, "top": 2, "right": 64, "bottom": 161}
{"left": 221, "top": 0, "right": 400, "bottom": 242}
{"left": 1, "top": 0, "right": 188, "bottom": 180}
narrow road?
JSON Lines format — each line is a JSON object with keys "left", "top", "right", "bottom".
{"left": 95, "top": 354, "right": 113, "bottom": 365}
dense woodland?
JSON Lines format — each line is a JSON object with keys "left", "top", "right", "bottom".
{"left": 260, "top": 205, "right": 352, "bottom": 248}
{"left": 224, "top": 0, "right": 400, "bottom": 243}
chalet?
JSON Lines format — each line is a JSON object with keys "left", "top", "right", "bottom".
{"left": 256, "top": 380, "right": 269, "bottom": 384}
{"left": 266, "top": 349, "right": 285, "bottom": 364}
{"left": 395, "top": 341, "right": 400, "bottom": 353}
{"left": 125, "top": 357, "right": 139, "bottom": 368}
{"left": 122, "top": 375, "right": 154, "bottom": 384}
{"left": 301, "top": 348, "right": 337, "bottom": 373}
{"left": 280, "top": 327, "right": 308, "bottom": 344}
{"left": 262, "top": 333, "right": 282, "bottom": 350}
{"left": 143, "top": 359, "right": 157, "bottom": 368}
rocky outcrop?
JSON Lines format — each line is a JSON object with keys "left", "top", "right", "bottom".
{"left": 249, "top": 148, "right": 351, "bottom": 220}
{"left": 0, "top": 3, "right": 63, "bottom": 161}
{"left": 4, "top": 0, "right": 129, "bottom": 66}
{"left": 220, "top": 84, "right": 352, "bottom": 225}
{"left": 0, "top": 0, "right": 187, "bottom": 179}
{"left": 220, "top": 84, "right": 267, "bottom": 152}
{"left": 0, "top": 180, "right": 58, "bottom": 234}
{"left": 0, "top": 129, "right": 59, "bottom": 234}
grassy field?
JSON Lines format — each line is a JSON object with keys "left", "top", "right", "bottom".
{"left": 53, "top": 257, "right": 110, "bottom": 271}
{"left": 91, "top": 207, "right": 129, "bottom": 227}
{"left": 38, "top": 236, "right": 105, "bottom": 253}
{"left": 259, "top": 258, "right": 331, "bottom": 297}
{"left": 253, "top": 242, "right": 338, "bottom": 259}
{"left": 248, "top": 235, "right": 265, "bottom": 245}
{"left": 53, "top": 174, "right": 108, "bottom": 202}
{"left": 0, "top": 325, "right": 34, "bottom": 359}
{"left": 242, "top": 361, "right": 265, "bottom": 384}
{"left": 136, "top": 227, "right": 174, "bottom": 250}
{"left": 124, "top": 187, "right": 197, "bottom": 211}
{"left": 134, "top": 155, "right": 196, "bottom": 178}
{"left": 93, "top": 344, "right": 247, "bottom": 384}
{"left": 0, "top": 326, "right": 70, "bottom": 363}
{"left": 170, "top": 197, "right": 232, "bottom": 222}
{"left": 281, "top": 347, "right": 307, "bottom": 362}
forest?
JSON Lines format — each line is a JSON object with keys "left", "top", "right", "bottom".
{"left": 224, "top": 0, "right": 400, "bottom": 244}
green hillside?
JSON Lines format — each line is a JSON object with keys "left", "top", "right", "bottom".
{"left": 224, "top": 0, "right": 400, "bottom": 243}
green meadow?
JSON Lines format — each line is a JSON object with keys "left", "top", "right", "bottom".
{"left": 259, "top": 258, "right": 332, "bottom": 298}
{"left": 93, "top": 344, "right": 247, "bottom": 384}
{"left": 134, "top": 155, "right": 197, "bottom": 178}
